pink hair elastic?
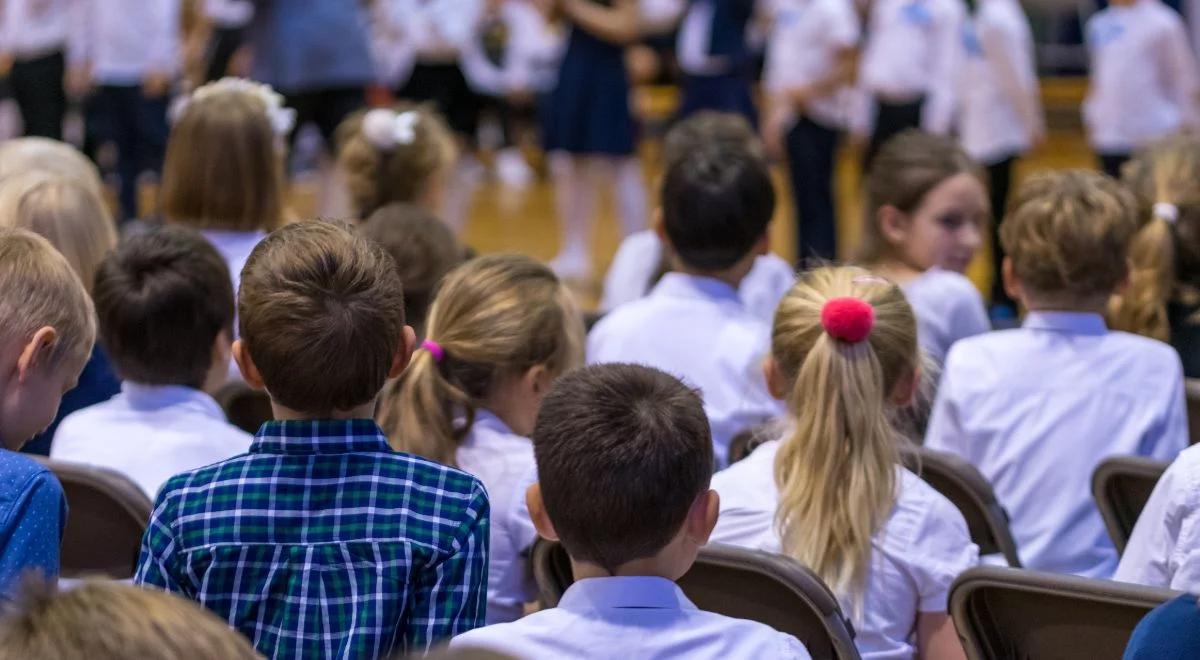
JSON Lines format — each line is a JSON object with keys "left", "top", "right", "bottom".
{"left": 421, "top": 339, "right": 445, "bottom": 363}
{"left": 821, "top": 297, "right": 876, "bottom": 344}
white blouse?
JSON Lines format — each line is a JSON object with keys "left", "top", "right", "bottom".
{"left": 1115, "top": 443, "right": 1200, "bottom": 591}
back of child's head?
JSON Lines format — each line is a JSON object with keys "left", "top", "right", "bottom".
{"left": 1111, "top": 135, "right": 1200, "bottom": 339}
{"left": 1003, "top": 170, "right": 1138, "bottom": 305}
{"left": 359, "top": 202, "right": 466, "bottom": 335}
{"left": 661, "top": 141, "right": 775, "bottom": 272}
{"left": 858, "top": 130, "right": 984, "bottom": 266}
{"left": 161, "top": 78, "right": 289, "bottom": 233}
{"left": 661, "top": 111, "right": 762, "bottom": 170}
{"left": 0, "top": 137, "right": 104, "bottom": 194}
{"left": 770, "top": 266, "right": 918, "bottom": 606}
{"left": 336, "top": 104, "right": 457, "bottom": 218}
{"left": 93, "top": 225, "right": 234, "bottom": 389}
{"left": 0, "top": 171, "right": 116, "bottom": 296}
{"left": 532, "top": 363, "right": 713, "bottom": 573}
{"left": 0, "top": 579, "right": 260, "bottom": 660}
{"left": 380, "top": 253, "right": 583, "bottom": 465}
{"left": 239, "top": 220, "right": 406, "bottom": 415}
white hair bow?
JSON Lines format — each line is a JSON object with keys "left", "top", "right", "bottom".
{"left": 361, "top": 109, "right": 421, "bottom": 151}
{"left": 170, "top": 77, "right": 296, "bottom": 137}
{"left": 1154, "top": 202, "right": 1180, "bottom": 224}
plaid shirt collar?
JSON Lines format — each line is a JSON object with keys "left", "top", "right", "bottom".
{"left": 249, "top": 419, "right": 393, "bottom": 456}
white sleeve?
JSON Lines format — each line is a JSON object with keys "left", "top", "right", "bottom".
{"left": 977, "top": 15, "right": 1041, "bottom": 140}
{"left": 640, "top": 0, "right": 687, "bottom": 34}
{"left": 149, "top": 0, "right": 181, "bottom": 76}
{"left": 1114, "top": 451, "right": 1197, "bottom": 588}
{"left": 921, "top": 0, "right": 965, "bottom": 134}
{"left": 911, "top": 493, "right": 980, "bottom": 611}
{"left": 1161, "top": 17, "right": 1200, "bottom": 131}
{"left": 600, "top": 231, "right": 663, "bottom": 313}
{"left": 204, "top": 0, "right": 254, "bottom": 26}
{"left": 67, "top": 0, "right": 94, "bottom": 68}
{"left": 924, "top": 349, "right": 969, "bottom": 455}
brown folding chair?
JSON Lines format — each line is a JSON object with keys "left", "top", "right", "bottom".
{"left": 1186, "top": 378, "right": 1200, "bottom": 445}
{"left": 215, "top": 381, "right": 273, "bottom": 435}
{"left": 899, "top": 446, "right": 1022, "bottom": 567}
{"left": 1092, "top": 456, "right": 1169, "bottom": 555}
{"left": 950, "top": 565, "right": 1179, "bottom": 660}
{"left": 32, "top": 458, "right": 153, "bottom": 579}
{"left": 530, "top": 539, "right": 861, "bottom": 660}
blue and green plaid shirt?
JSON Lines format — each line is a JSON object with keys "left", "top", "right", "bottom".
{"left": 134, "top": 419, "right": 490, "bottom": 659}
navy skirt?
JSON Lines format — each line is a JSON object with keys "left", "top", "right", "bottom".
{"left": 541, "top": 27, "right": 637, "bottom": 156}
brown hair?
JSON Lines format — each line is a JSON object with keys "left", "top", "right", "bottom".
{"left": 379, "top": 254, "right": 584, "bottom": 466}
{"left": 94, "top": 225, "right": 234, "bottom": 388}
{"left": 532, "top": 363, "right": 713, "bottom": 573}
{"left": 1002, "top": 170, "right": 1138, "bottom": 302}
{"left": 858, "top": 130, "right": 982, "bottom": 264}
{"left": 239, "top": 220, "right": 406, "bottom": 414}
{"left": 161, "top": 86, "right": 285, "bottom": 232}
{"left": 0, "top": 578, "right": 260, "bottom": 660}
{"left": 1110, "top": 135, "right": 1200, "bottom": 340}
{"left": 336, "top": 104, "right": 456, "bottom": 218}
{"left": 0, "top": 228, "right": 95, "bottom": 368}
{"left": 0, "top": 172, "right": 117, "bottom": 296}
{"left": 358, "top": 203, "right": 466, "bottom": 336}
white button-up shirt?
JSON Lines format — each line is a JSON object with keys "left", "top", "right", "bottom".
{"left": 1083, "top": 0, "right": 1200, "bottom": 153}
{"left": 926, "top": 311, "right": 1189, "bottom": 578}
{"left": 588, "top": 272, "right": 785, "bottom": 468}
{"left": 0, "top": 0, "right": 69, "bottom": 59}
{"left": 68, "top": 0, "right": 181, "bottom": 84}
{"left": 450, "top": 575, "right": 811, "bottom": 659}
{"left": 456, "top": 410, "right": 538, "bottom": 624}
{"left": 901, "top": 268, "right": 991, "bottom": 365}
{"left": 763, "top": 0, "right": 860, "bottom": 129}
{"left": 52, "top": 383, "right": 251, "bottom": 500}
{"left": 600, "top": 231, "right": 796, "bottom": 324}
{"left": 1115, "top": 443, "right": 1200, "bottom": 591}
{"left": 711, "top": 440, "right": 979, "bottom": 660}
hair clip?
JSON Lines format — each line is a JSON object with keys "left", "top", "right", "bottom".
{"left": 169, "top": 77, "right": 296, "bottom": 137}
{"left": 821, "top": 297, "right": 876, "bottom": 344}
{"left": 421, "top": 339, "right": 445, "bottom": 363}
{"left": 362, "top": 109, "right": 420, "bottom": 151}
{"left": 1154, "top": 202, "right": 1180, "bottom": 224}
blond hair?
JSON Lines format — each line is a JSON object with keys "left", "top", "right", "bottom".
{"left": 1110, "top": 136, "right": 1200, "bottom": 340}
{"left": 0, "top": 172, "right": 116, "bottom": 295}
{"left": 379, "top": 254, "right": 584, "bottom": 466}
{"left": 771, "top": 266, "right": 918, "bottom": 611}
{"left": 0, "top": 578, "right": 260, "bottom": 660}
{"left": 160, "top": 86, "right": 285, "bottom": 232}
{"left": 0, "top": 137, "right": 104, "bottom": 194}
{"left": 336, "top": 104, "right": 457, "bottom": 218}
{"left": 1002, "top": 170, "right": 1138, "bottom": 304}
{"left": 0, "top": 227, "right": 96, "bottom": 368}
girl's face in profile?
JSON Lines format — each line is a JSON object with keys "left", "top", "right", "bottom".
{"left": 882, "top": 172, "right": 989, "bottom": 274}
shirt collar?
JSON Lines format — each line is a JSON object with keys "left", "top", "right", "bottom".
{"left": 559, "top": 576, "right": 698, "bottom": 612}
{"left": 651, "top": 272, "right": 742, "bottom": 305}
{"left": 122, "top": 383, "right": 225, "bottom": 419}
{"left": 1022, "top": 311, "right": 1108, "bottom": 336}
{"left": 250, "top": 419, "right": 394, "bottom": 456}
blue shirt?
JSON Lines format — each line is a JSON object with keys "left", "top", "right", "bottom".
{"left": 927, "top": 312, "right": 1189, "bottom": 578}
{"left": 1124, "top": 594, "right": 1200, "bottom": 660}
{"left": 0, "top": 450, "right": 66, "bottom": 595}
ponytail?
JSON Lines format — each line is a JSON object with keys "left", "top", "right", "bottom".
{"left": 1108, "top": 213, "right": 1174, "bottom": 341}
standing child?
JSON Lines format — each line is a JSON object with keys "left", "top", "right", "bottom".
{"left": 134, "top": 221, "right": 490, "bottom": 657}
{"left": 451, "top": 363, "right": 810, "bottom": 658}
{"left": 1084, "top": 0, "right": 1200, "bottom": 178}
{"left": 926, "top": 170, "right": 1189, "bottom": 578}
{"left": 0, "top": 0, "right": 70, "bottom": 139}
{"left": 674, "top": 0, "right": 758, "bottom": 124}
{"left": 380, "top": 253, "right": 584, "bottom": 624}
{"left": 711, "top": 266, "right": 978, "bottom": 659}
{"left": 541, "top": 0, "right": 648, "bottom": 280}
{"left": 68, "top": 0, "right": 180, "bottom": 220}
{"left": 857, "top": 130, "right": 991, "bottom": 364}
{"left": 0, "top": 228, "right": 96, "bottom": 593}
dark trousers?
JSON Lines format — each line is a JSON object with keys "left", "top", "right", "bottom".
{"left": 204, "top": 26, "right": 245, "bottom": 82}
{"left": 987, "top": 156, "right": 1017, "bottom": 304}
{"left": 1099, "top": 152, "right": 1131, "bottom": 179}
{"left": 865, "top": 97, "right": 924, "bottom": 171}
{"left": 786, "top": 116, "right": 841, "bottom": 264}
{"left": 10, "top": 51, "right": 66, "bottom": 139}
{"left": 677, "top": 72, "right": 758, "bottom": 127}
{"left": 88, "top": 85, "right": 169, "bottom": 220}
{"left": 284, "top": 86, "right": 366, "bottom": 148}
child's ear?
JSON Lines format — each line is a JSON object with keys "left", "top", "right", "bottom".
{"left": 524, "top": 364, "right": 553, "bottom": 397}
{"left": 762, "top": 355, "right": 787, "bottom": 401}
{"left": 890, "top": 364, "right": 920, "bottom": 407}
{"left": 685, "top": 489, "right": 720, "bottom": 546}
{"left": 652, "top": 207, "right": 668, "bottom": 244}
{"left": 232, "top": 339, "right": 266, "bottom": 391}
{"left": 389, "top": 325, "right": 418, "bottom": 379}
{"left": 526, "top": 483, "right": 560, "bottom": 542}
{"left": 1002, "top": 256, "right": 1022, "bottom": 302}
{"left": 16, "top": 326, "right": 59, "bottom": 383}
{"left": 878, "top": 205, "right": 910, "bottom": 246}
{"left": 212, "top": 329, "right": 232, "bottom": 365}
{"left": 753, "top": 224, "right": 771, "bottom": 257}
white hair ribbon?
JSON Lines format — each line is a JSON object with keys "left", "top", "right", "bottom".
{"left": 170, "top": 77, "right": 296, "bottom": 138}
{"left": 1154, "top": 202, "right": 1180, "bottom": 224}
{"left": 361, "top": 109, "right": 421, "bottom": 151}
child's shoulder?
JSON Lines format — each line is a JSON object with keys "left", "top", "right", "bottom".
{"left": 0, "top": 451, "right": 60, "bottom": 492}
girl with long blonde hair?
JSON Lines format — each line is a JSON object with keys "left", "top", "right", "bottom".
{"left": 711, "top": 266, "right": 978, "bottom": 660}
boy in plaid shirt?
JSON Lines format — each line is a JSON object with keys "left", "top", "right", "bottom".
{"left": 134, "top": 221, "right": 490, "bottom": 658}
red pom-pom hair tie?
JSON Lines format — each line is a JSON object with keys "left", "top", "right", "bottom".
{"left": 820, "top": 297, "right": 876, "bottom": 344}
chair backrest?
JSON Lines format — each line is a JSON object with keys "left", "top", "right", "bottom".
{"left": 950, "top": 565, "right": 1179, "bottom": 660}
{"left": 32, "top": 458, "right": 152, "bottom": 579}
{"left": 899, "top": 446, "right": 1022, "bottom": 567}
{"left": 1186, "top": 378, "right": 1200, "bottom": 445}
{"left": 214, "top": 381, "right": 273, "bottom": 435}
{"left": 530, "top": 539, "right": 861, "bottom": 660}
{"left": 1092, "top": 456, "right": 1168, "bottom": 555}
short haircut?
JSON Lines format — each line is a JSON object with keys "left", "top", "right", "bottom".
{"left": 1002, "top": 170, "right": 1139, "bottom": 300}
{"left": 359, "top": 202, "right": 465, "bottom": 334}
{"left": 239, "top": 220, "right": 406, "bottom": 414}
{"left": 533, "top": 363, "right": 713, "bottom": 572}
{"left": 93, "top": 225, "right": 234, "bottom": 388}
{"left": 661, "top": 143, "right": 776, "bottom": 271}
{"left": 0, "top": 579, "right": 260, "bottom": 660}
{"left": 661, "top": 111, "right": 762, "bottom": 170}
{"left": 0, "top": 227, "right": 95, "bottom": 368}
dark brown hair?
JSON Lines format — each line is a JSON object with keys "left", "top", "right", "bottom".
{"left": 532, "top": 363, "right": 713, "bottom": 573}
{"left": 239, "top": 220, "right": 406, "bottom": 414}
{"left": 93, "top": 225, "right": 234, "bottom": 388}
